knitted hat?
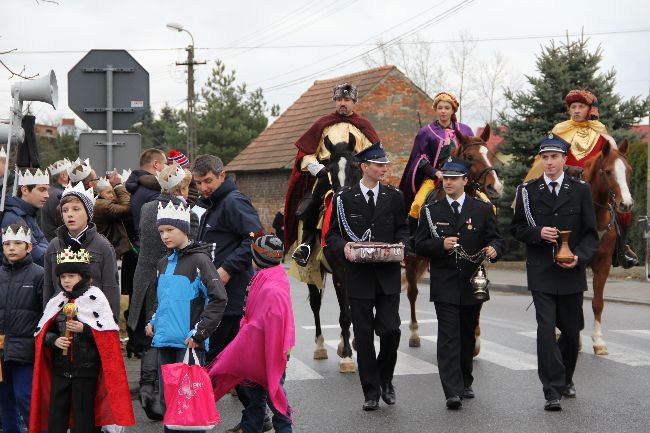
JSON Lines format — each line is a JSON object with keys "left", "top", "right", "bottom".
{"left": 251, "top": 234, "right": 284, "bottom": 269}
{"left": 61, "top": 182, "right": 96, "bottom": 220}
{"left": 156, "top": 201, "right": 191, "bottom": 235}
{"left": 55, "top": 247, "right": 92, "bottom": 279}
{"left": 168, "top": 149, "right": 189, "bottom": 167}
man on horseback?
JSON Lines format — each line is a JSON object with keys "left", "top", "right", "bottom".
{"left": 511, "top": 134, "right": 599, "bottom": 412}
{"left": 325, "top": 142, "right": 408, "bottom": 412}
{"left": 286, "top": 82, "right": 379, "bottom": 266}
{"left": 524, "top": 89, "right": 637, "bottom": 267}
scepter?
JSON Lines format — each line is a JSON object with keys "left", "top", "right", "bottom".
{"left": 62, "top": 302, "right": 77, "bottom": 356}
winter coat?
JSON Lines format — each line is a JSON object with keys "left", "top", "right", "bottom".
{"left": 149, "top": 242, "right": 227, "bottom": 349}
{"left": 125, "top": 170, "right": 161, "bottom": 243}
{"left": 43, "top": 223, "right": 120, "bottom": 321}
{"left": 93, "top": 184, "right": 133, "bottom": 258}
{"left": 1, "top": 196, "right": 49, "bottom": 266}
{"left": 0, "top": 254, "right": 44, "bottom": 364}
{"left": 196, "top": 176, "right": 263, "bottom": 316}
{"left": 127, "top": 193, "right": 198, "bottom": 331}
{"left": 41, "top": 183, "right": 65, "bottom": 241}
{"left": 44, "top": 281, "right": 101, "bottom": 378}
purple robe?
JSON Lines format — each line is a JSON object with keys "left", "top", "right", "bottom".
{"left": 398, "top": 121, "right": 474, "bottom": 210}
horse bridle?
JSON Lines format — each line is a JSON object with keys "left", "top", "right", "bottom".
{"left": 458, "top": 141, "right": 498, "bottom": 191}
{"left": 592, "top": 157, "right": 622, "bottom": 236}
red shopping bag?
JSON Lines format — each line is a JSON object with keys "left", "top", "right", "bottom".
{"left": 161, "top": 348, "right": 221, "bottom": 430}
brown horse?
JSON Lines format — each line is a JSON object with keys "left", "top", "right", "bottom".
{"left": 582, "top": 138, "right": 633, "bottom": 355}
{"left": 403, "top": 124, "right": 503, "bottom": 350}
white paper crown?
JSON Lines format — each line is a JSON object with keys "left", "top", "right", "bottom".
{"left": 0, "top": 146, "right": 6, "bottom": 159}
{"left": 157, "top": 201, "right": 191, "bottom": 224}
{"left": 157, "top": 163, "right": 185, "bottom": 190}
{"left": 68, "top": 157, "right": 92, "bottom": 183}
{"left": 48, "top": 158, "right": 72, "bottom": 175}
{"left": 62, "top": 181, "right": 97, "bottom": 206}
{"left": 95, "top": 177, "right": 111, "bottom": 189}
{"left": 18, "top": 168, "right": 49, "bottom": 186}
{"left": 2, "top": 225, "right": 32, "bottom": 243}
{"left": 121, "top": 169, "right": 132, "bottom": 182}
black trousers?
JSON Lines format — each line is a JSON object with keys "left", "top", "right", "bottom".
{"left": 48, "top": 374, "right": 99, "bottom": 433}
{"left": 206, "top": 314, "right": 243, "bottom": 363}
{"left": 433, "top": 302, "right": 481, "bottom": 399}
{"left": 349, "top": 292, "right": 401, "bottom": 401}
{"left": 531, "top": 291, "right": 584, "bottom": 400}
{"left": 300, "top": 175, "right": 331, "bottom": 231}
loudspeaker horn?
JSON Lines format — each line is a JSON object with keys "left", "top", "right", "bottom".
{"left": 0, "top": 123, "right": 25, "bottom": 145}
{"left": 10, "top": 70, "right": 58, "bottom": 109}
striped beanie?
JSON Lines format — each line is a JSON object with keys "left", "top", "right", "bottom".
{"left": 168, "top": 149, "right": 189, "bottom": 167}
{"left": 251, "top": 234, "right": 284, "bottom": 269}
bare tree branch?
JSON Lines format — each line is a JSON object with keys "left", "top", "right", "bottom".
{"left": 35, "top": 0, "right": 60, "bottom": 4}
{"left": 0, "top": 48, "right": 40, "bottom": 80}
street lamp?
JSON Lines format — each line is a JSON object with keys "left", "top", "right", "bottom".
{"left": 166, "top": 22, "right": 203, "bottom": 159}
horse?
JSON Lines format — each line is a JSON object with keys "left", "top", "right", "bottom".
{"left": 403, "top": 124, "right": 504, "bottom": 351}
{"left": 291, "top": 133, "right": 360, "bottom": 373}
{"left": 582, "top": 138, "right": 633, "bottom": 355}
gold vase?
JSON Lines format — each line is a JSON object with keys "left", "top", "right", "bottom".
{"left": 555, "top": 230, "right": 574, "bottom": 263}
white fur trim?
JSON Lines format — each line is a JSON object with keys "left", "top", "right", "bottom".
{"left": 602, "top": 134, "right": 618, "bottom": 148}
{"left": 36, "top": 286, "right": 118, "bottom": 335}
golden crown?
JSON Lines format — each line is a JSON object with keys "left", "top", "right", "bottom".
{"left": 56, "top": 247, "right": 91, "bottom": 265}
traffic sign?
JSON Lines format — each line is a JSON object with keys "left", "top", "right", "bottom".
{"left": 79, "top": 132, "right": 141, "bottom": 175}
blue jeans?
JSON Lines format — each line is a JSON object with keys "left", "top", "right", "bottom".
{"left": 0, "top": 361, "right": 33, "bottom": 433}
{"left": 237, "top": 372, "right": 292, "bottom": 433}
{"left": 157, "top": 347, "right": 206, "bottom": 433}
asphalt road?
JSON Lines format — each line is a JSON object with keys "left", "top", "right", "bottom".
{"left": 128, "top": 275, "right": 650, "bottom": 433}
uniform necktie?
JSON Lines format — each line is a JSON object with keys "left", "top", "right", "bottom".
{"left": 451, "top": 200, "right": 460, "bottom": 225}
{"left": 367, "top": 190, "right": 376, "bottom": 215}
{"left": 549, "top": 181, "right": 558, "bottom": 197}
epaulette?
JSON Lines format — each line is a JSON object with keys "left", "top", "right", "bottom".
{"left": 567, "top": 176, "right": 587, "bottom": 184}
{"left": 335, "top": 186, "right": 353, "bottom": 197}
{"left": 386, "top": 184, "right": 400, "bottom": 192}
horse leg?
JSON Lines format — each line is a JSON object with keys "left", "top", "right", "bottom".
{"left": 308, "top": 283, "right": 328, "bottom": 360}
{"left": 473, "top": 305, "right": 482, "bottom": 357}
{"left": 333, "top": 273, "right": 355, "bottom": 373}
{"left": 591, "top": 254, "right": 610, "bottom": 355}
{"left": 405, "top": 256, "right": 427, "bottom": 347}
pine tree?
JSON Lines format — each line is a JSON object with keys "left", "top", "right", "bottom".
{"left": 494, "top": 37, "right": 648, "bottom": 259}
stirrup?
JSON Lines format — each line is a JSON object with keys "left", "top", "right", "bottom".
{"left": 292, "top": 243, "right": 311, "bottom": 267}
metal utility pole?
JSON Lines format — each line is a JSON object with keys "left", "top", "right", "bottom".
{"left": 167, "top": 23, "right": 205, "bottom": 160}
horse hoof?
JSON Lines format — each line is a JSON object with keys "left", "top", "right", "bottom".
{"left": 473, "top": 339, "right": 481, "bottom": 357}
{"left": 337, "top": 342, "right": 344, "bottom": 358}
{"left": 593, "top": 345, "right": 609, "bottom": 356}
{"left": 339, "top": 357, "right": 356, "bottom": 374}
{"left": 409, "top": 336, "right": 421, "bottom": 347}
{"left": 313, "top": 348, "right": 328, "bottom": 360}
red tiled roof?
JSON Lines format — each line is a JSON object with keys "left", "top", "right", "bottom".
{"left": 226, "top": 65, "right": 397, "bottom": 172}
{"left": 476, "top": 126, "right": 505, "bottom": 153}
{"left": 630, "top": 124, "right": 649, "bottom": 141}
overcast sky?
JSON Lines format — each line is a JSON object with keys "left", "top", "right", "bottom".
{"left": 1, "top": 0, "right": 648, "bottom": 132}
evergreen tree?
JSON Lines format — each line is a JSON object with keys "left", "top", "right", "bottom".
{"left": 129, "top": 105, "right": 184, "bottom": 152}
{"left": 495, "top": 37, "right": 648, "bottom": 259}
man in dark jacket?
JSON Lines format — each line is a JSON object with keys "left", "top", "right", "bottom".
{"left": 325, "top": 143, "right": 409, "bottom": 411}
{"left": 510, "top": 134, "right": 599, "bottom": 411}
{"left": 42, "top": 159, "right": 71, "bottom": 241}
{"left": 125, "top": 148, "right": 166, "bottom": 242}
{"left": 1, "top": 168, "right": 50, "bottom": 266}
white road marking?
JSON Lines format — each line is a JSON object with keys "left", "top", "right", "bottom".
{"left": 285, "top": 357, "right": 323, "bottom": 381}
{"left": 301, "top": 319, "right": 437, "bottom": 330}
{"left": 613, "top": 330, "right": 650, "bottom": 340}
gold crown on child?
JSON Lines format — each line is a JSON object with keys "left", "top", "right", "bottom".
{"left": 2, "top": 226, "right": 32, "bottom": 243}
{"left": 56, "top": 247, "right": 91, "bottom": 265}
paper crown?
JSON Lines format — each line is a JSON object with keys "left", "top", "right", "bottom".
{"left": 95, "top": 177, "right": 111, "bottom": 190}
{"left": 68, "top": 157, "right": 92, "bottom": 183}
{"left": 2, "top": 225, "right": 32, "bottom": 243}
{"left": 0, "top": 146, "right": 6, "bottom": 159}
{"left": 62, "top": 181, "right": 97, "bottom": 206}
{"left": 56, "top": 247, "right": 91, "bottom": 265}
{"left": 157, "top": 201, "right": 191, "bottom": 224}
{"left": 157, "top": 163, "right": 185, "bottom": 190}
{"left": 18, "top": 168, "right": 49, "bottom": 186}
{"left": 48, "top": 158, "right": 72, "bottom": 175}
{"left": 121, "top": 169, "right": 132, "bottom": 181}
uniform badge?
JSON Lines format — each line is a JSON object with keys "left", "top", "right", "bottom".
{"left": 467, "top": 217, "right": 472, "bottom": 230}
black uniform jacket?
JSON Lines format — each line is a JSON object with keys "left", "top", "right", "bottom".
{"left": 510, "top": 176, "right": 599, "bottom": 295}
{"left": 415, "top": 194, "right": 505, "bottom": 305}
{"left": 325, "top": 183, "right": 409, "bottom": 300}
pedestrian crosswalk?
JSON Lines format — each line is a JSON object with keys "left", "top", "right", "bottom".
{"left": 283, "top": 325, "right": 650, "bottom": 381}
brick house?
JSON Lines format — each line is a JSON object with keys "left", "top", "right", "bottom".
{"left": 226, "top": 65, "right": 436, "bottom": 231}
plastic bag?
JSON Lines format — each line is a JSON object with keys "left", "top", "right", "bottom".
{"left": 161, "top": 348, "right": 220, "bottom": 431}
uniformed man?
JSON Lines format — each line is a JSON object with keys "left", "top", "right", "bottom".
{"left": 325, "top": 142, "right": 409, "bottom": 411}
{"left": 287, "top": 82, "right": 379, "bottom": 266}
{"left": 414, "top": 156, "right": 505, "bottom": 410}
{"left": 510, "top": 134, "right": 599, "bottom": 411}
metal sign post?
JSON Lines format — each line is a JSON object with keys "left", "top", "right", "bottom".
{"left": 0, "top": 95, "right": 18, "bottom": 211}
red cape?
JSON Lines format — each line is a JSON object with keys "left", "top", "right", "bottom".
{"left": 29, "top": 316, "right": 135, "bottom": 433}
{"left": 283, "top": 112, "right": 379, "bottom": 251}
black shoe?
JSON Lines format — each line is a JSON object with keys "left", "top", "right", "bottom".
{"left": 381, "top": 382, "right": 396, "bottom": 405}
{"left": 363, "top": 399, "right": 379, "bottom": 411}
{"left": 263, "top": 414, "right": 273, "bottom": 432}
{"left": 446, "top": 396, "right": 462, "bottom": 410}
{"left": 544, "top": 399, "right": 562, "bottom": 411}
{"left": 140, "top": 384, "right": 164, "bottom": 421}
{"left": 461, "top": 387, "right": 475, "bottom": 399}
{"left": 562, "top": 383, "right": 576, "bottom": 398}
{"left": 291, "top": 244, "right": 311, "bottom": 267}
{"left": 223, "top": 423, "right": 243, "bottom": 433}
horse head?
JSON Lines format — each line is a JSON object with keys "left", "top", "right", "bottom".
{"left": 584, "top": 138, "right": 633, "bottom": 213}
{"left": 324, "top": 132, "right": 361, "bottom": 191}
{"left": 453, "top": 124, "right": 504, "bottom": 199}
